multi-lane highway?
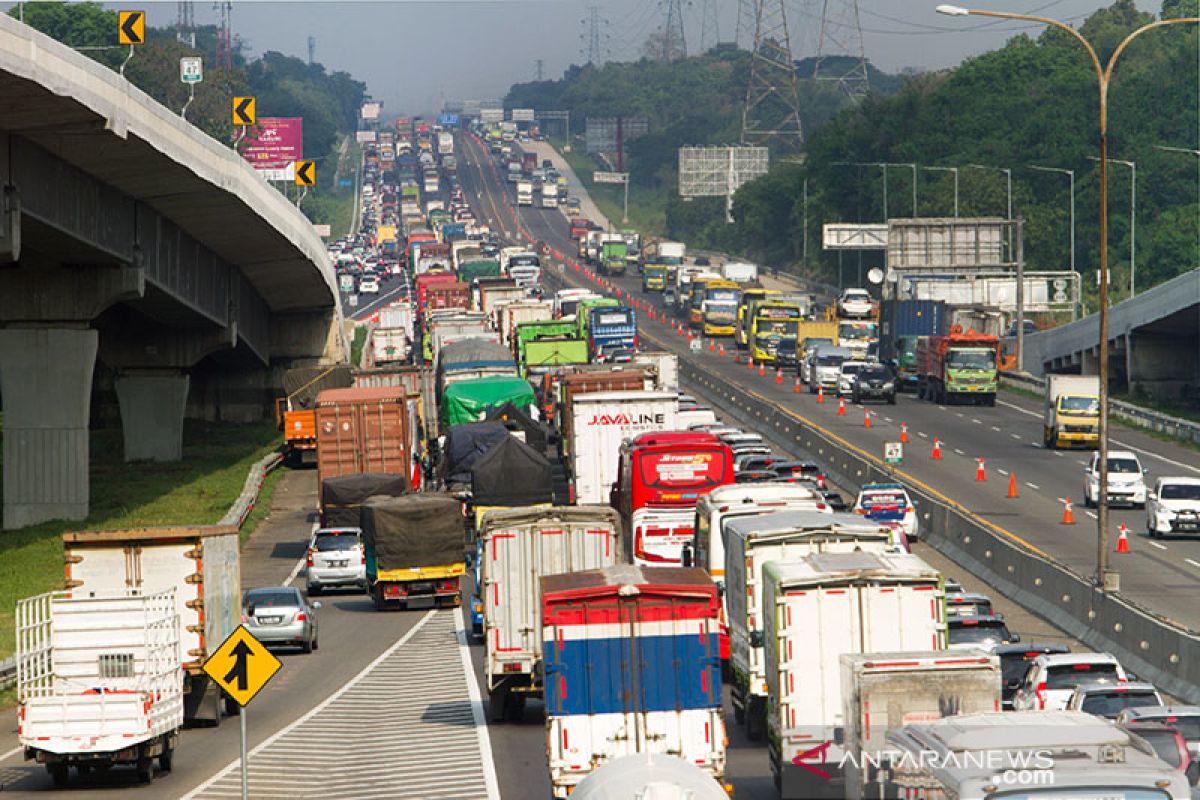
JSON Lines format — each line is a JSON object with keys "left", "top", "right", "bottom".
{"left": 457, "top": 131, "right": 1200, "bottom": 633}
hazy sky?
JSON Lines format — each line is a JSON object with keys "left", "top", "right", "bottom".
{"left": 119, "top": 1, "right": 1166, "bottom": 115}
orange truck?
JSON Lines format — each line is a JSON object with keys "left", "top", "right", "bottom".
{"left": 275, "top": 366, "right": 353, "bottom": 465}
{"left": 915, "top": 327, "right": 1000, "bottom": 406}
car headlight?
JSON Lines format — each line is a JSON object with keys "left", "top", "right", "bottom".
{"left": 883, "top": 382, "right": 894, "bottom": 390}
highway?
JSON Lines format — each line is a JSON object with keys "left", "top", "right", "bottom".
{"left": 458, "top": 131, "right": 1200, "bottom": 634}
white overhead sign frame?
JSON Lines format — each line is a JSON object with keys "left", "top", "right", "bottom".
{"left": 822, "top": 223, "right": 888, "bottom": 250}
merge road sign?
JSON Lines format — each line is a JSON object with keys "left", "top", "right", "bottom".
{"left": 202, "top": 625, "right": 282, "bottom": 707}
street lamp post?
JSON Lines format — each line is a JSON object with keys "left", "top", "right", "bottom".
{"left": 1029, "top": 164, "right": 1077, "bottom": 318}
{"left": 965, "top": 163, "right": 1013, "bottom": 256}
{"left": 1090, "top": 156, "right": 1137, "bottom": 298}
{"left": 938, "top": 3, "right": 1199, "bottom": 592}
{"left": 921, "top": 166, "right": 960, "bottom": 216}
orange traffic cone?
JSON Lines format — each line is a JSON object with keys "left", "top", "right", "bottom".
{"left": 759, "top": 363, "right": 766, "bottom": 377}
{"left": 976, "top": 458, "right": 987, "bottom": 482}
{"left": 837, "top": 397, "right": 846, "bottom": 416}
{"left": 900, "top": 423, "right": 909, "bottom": 443}
{"left": 932, "top": 438, "right": 942, "bottom": 460}
{"left": 775, "top": 368, "right": 783, "bottom": 385}
{"left": 1007, "top": 473, "right": 1019, "bottom": 498}
{"left": 817, "top": 386, "right": 825, "bottom": 404}
{"left": 688, "top": 330, "right": 694, "bottom": 342}
{"left": 709, "top": 339, "right": 715, "bottom": 352}
{"left": 747, "top": 358, "right": 754, "bottom": 371}
{"left": 1062, "top": 497, "right": 1075, "bottom": 525}
{"left": 794, "top": 376, "right": 802, "bottom": 394}
{"left": 863, "top": 409, "right": 872, "bottom": 428}
{"left": 1116, "top": 524, "right": 1130, "bottom": 554}
{"left": 677, "top": 324, "right": 684, "bottom": 337}
{"left": 719, "top": 344, "right": 725, "bottom": 357}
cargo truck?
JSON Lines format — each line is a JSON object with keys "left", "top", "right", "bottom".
{"left": 516, "top": 180, "right": 534, "bottom": 206}
{"left": 360, "top": 494, "right": 465, "bottom": 610}
{"left": 524, "top": 336, "right": 590, "bottom": 378}
{"left": 369, "top": 327, "right": 410, "bottom": 367}
{"left": 749, "top": 301, "right": 803, "bottom": 365}
{"left": 316, "top": 386, "right": 412, "bottom": 489}
{"left": 541, "top": 566, "right": 725, "bottom": 797}
{"left": 555, "top": 369, "right": 649, "bottom": 445}
{"left": 62, "top": 526, "right": 241, "bottom": 727}
{"left": 762, "top": 551, "right": 946, "bottom": 798}
{"left": 587, "top": 304, "right": 637, "bottom": 359}
{"left": 916, "top": 327, "right": 1000, "bottom": 406}
{"left": 441, "top": 375, "right": 536, "bottom": 428}
{"left": 540, "top": 183, "right": 558, "bottom": 208}
{"left": 16, "top": 590, "right": 184, "bottom": 786}
{"left": 1043, "top": 374, "right": 1100, "bottom": 449}
{"left": 480, "top": 506, "right": 622, "bottom": 722}
{"left": 274, "top": 365, "right": 354, "bottom": 465}
{"left": 641, "top": 261, "right": 668, "bottom": 292}
{"left": 567, "top": 390, "right": 678, "bottom": 504}
{"left": 599, "top": 238, "right": 629, "bottom": 277}
{"left": 724, "top": 512, "right": 904, "bottom": 741}
{"left": 840, "top": 651, "right": 1003, "bottom": 800}
{"left": 498, "top": 301, "right": 553, "bottom": 347}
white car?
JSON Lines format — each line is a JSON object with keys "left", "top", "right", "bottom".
{"left": 1146, "top": 477, "right": 1200, "bottom": 538}
{"left": 1083, "top": 450, "right": 1147, "bottom": 508}
{"left": 837, "top": 288, "right": 874, "bottom": 318}
{"left": 358, "top": 276, "right": 380, "bottom": 294}
{"left": 853, "top": 482, "right": 919, "bottom": 541}
{"left": 836, "top": 360, "right": 871, "bottom": 396}
{"left": 1011, "top": 652, "right": 1128, "bottom": 712}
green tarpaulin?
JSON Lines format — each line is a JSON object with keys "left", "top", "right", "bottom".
{"left": 441, "top": 375, "right": 535, "bottom": 428}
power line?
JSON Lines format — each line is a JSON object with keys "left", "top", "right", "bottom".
{"left": 662, "top": 0, "right": 688, "bottom": 61}
{"left": 699, "top": 0, "right": 720, "bottom": 52}
{"left": 741, "top": 0, "right": 805, "bottom": 152}
{"left": 814, "top": 0, "right": 869, "bottom": 100}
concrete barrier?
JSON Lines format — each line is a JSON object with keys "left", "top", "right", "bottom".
{"left": 219, "top": 451, "right": 285, "bottom": 529}
{"left": 682, "top": 359, "right": 1200, "bottom": 703}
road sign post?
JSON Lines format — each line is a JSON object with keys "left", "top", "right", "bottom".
{"left": 179, "top": 57, "right": 202, "bottom": 120}
{"left": 885, "top": 441, "right": 903, "bottom": 465}
{"left": 117, "top": 10, "right": 143, "bottom": 76}
{"left": 203, "top": 626, "right": 283, "bottom": 800}
{"left": 594, "top": 171, "right": 629, "bottom": 224}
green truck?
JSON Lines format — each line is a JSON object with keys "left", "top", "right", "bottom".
{"left": 458, "top": 259, "right": 502, "bottom": 285}
{"left": 599, "top": 240, "right": 629, "bottom": 277}
{"left": 514, "top": 320, "right": 587, "bottom": 377}
{"left": 440, "top": 375, "right": 537, "bottom": 428}
{"left": 574, "top": 297, "right": 619, "bottom": 342}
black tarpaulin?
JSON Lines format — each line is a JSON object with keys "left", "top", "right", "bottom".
{"left": 320, "top": 473, "right": 409, "bottom": 527}
{"left": 439, "top": 422, "right": 509, "bottom": 486}
{"left": 484, "top": 401, "right": 547, "bottom": 453}
{"left": 283, "top": 365, "right": 353, "bottom": 409}
{"left": 360, "top": 494, "right": 464, "bottom": 571}
{"left": 469, "top": 436, "right": 554, "bottom": 506}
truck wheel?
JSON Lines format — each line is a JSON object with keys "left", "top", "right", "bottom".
{"left": 159, "top": 744, "right": 174, "bottom": 773}
{"left": 47, "top": 763, "right": 69, "bottom": 788}
{"left": 136, "top": 754, "right": 154, "bottom": 783}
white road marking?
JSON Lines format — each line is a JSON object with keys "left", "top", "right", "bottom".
{"left": 1011, "top": 433, "right": 1022, "bottom": 440}
{"left": 918, "top": 431, "right": 929, "bottom": 439}
{"left": 972, "top": 418, "right": 982, "bottom": 425}
{"left": 1086, "top": 511, "right": 1098, "bottom": 519}
{"left": 954, "top": 448, "right": 965, "bottom": 455}
{"left": 0, "top": 745, "right": 22, "bottom": 762}
{"left": 884, "top": 417, "right": 893, "bottom": 423}
{"left": 1148, "top": 541, "right": 1168, "bottom": 551}
{"left": 956, "top": 412, "right": 965, "bottom": 418}
{"left": 991, "top": 426, "right": 1002, "bottom": 432}
{"left": 997, "top": 468, "right": 1009, "bottom": 476}
{"left": 284, "top": 522, "right": 319, "bottom": 587}
{"left": 1054, "top": 452, "right": 1064, "bottom": 457}
{"left": 1026, "top": 482, "right": 1040, "bottom": 490}
{"left": 1187, "top": 559, "right": 1200, "bottom": 570}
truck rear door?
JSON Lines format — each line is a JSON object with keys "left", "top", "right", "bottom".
{"left": 485, "top": 526, "right": 534, "bottom": 680}
{"left": 860, "top": 581, "right": 944, "bottom": 653}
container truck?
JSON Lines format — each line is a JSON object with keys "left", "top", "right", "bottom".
{"left": 498, "top": 301, "right": 553, "bottom": 347}
{"left": 541, "top": 565, "right": 725, "bottom": 797}
{"left": 878, "top": 299, "right": 946, "bottom": 362}
{"left": 360, "top": 493, "right": 465, "bottom": 610}
{"left": 875, "top": 711, "right": 1192, "bottom": 800}
{"left": 840, "top": 651, "right": 1002, "bottom": 800}
{"left": 62, "top": 525, "right": 241, "bottom": 726}
{"left": 16, "top": 590, "right": 184, "bottom": 786}
{"left": 724, "top": 512, "right": 904, "bottom": 741}
{"left": 274, "top": 365, "right": 354, "bottom": 466}
{"left": 555, "top": 369, "right": 649, "bottom": 444}
{"left": 315, "top": 386, "right": 412, "bottom": 489}
{"left": 1043, "top": 374, "right": 1100, "bottom": 449}
{"left": 516, "top": 180, "right": 534, "bottom": 206}
{"left": 480, "top": 506, "right": 622, "bottom": 722}
{"left": 567, "top": 390, "right": 678, "bottom": 504}
{"left": 916, "top": 327, "right": 1000, "bottom": 406}
{"left": 762, "top": 551, "right": 946, "bottom": 798}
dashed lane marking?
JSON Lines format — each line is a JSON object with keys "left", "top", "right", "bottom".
{"left": 1086, "top": 511, "right": 1098, "bottom": 519}
{"left": 991, "top": 426, "right": 1002, "bottom": 432}
{"left": 954, "top": 448, "right": 965, "bottom": 455}
{"left": 1148, "top": 541, "right": 1168, "bottom": 551}
{"left": 918, "top": 431, "right": 929, "bottom": 439}
{"left": 1025, "top": 482, "right": 1040, "bottom": 490}
{"left": 1187, "top": 559, "right": 1200, "bottom": 570}
{"left": 1011, "top": 433, "right": 1022, "bottom": 440}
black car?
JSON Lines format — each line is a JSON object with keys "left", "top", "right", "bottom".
{"left": 851, "top": 364, "right": 897, "bottom": 404}
{"left": 947, "top": 615, "right": 1020, "bottom": 651}
{"left": 772, "top": 460, "right": 825, "bottom": 488}
{"left": 995, "top": 642, "right": 1070, "bottom": 709}
{"left": 735, "top": 469, "right": 778, "bottom": 484}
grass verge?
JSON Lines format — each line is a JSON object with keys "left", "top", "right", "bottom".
{"left": 559, "top": 147, "right": 667, "bottom": 236}
{"left": 0, "top": 420, "right": 282, "bottom": 666}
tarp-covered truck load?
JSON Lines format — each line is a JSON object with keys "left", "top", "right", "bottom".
{"left": 360, "top": 494, "right": 465, "bottom": 610}
{"left": 319, "top": 473, "right": 409, "bottom": 527}
{"left": 470, "top": 436, "right": 554, "bottom": 507}
{"left": 485, "top": 401, "right": 548, "bottom": 454}
{"left": 435, "top": 339, "right": 518, "bottom": 397}
{"left": 441, "top": 375, "right": 536, "bottom": 428}
{"left": 440, "top": 422, "right": 511, "bottom": 488}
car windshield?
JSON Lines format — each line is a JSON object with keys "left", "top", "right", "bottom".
{"left": 244, "top": 589, "right": 299, "bottom": 608}
{"left": 1134, "top": 730, "right": 1184, "bottom": 768}
{"left": 839, "top": 326, "right": 875, "bottom": 341}
{"left": 946, "top": 350, "right": 996, "bottom": 370}
{"left": 1060, "top": 396, "right": 1099, "bottom": 413}
{"left": 1160, "top": 484, "right": 1200, "bottom": 500}
{"left": 1080, "top": 691, "right": 1160, "bottom": 718}
{"left": 860, "top": 367, "right": 891, "bottom": 380}
{"left": 949, "top": 622, "right": 1010, "bottom": 644}
{"left": 841, "top": 364, "right": 865, "bottom": 376}
{"left": 818, "top": 354, "right": 846, "bottom": 367}
{"left": 1045, "top": 663, "right": 1119, "bottom": 689}
{"left": 1109, "top": 458, "right": 1141, "bottom": 474}
{"left": 314, "top": 533, "right": 359, "bottom": 552}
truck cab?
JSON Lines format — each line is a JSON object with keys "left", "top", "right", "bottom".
{"left": 1043, "top": 374, "right": 1100, "bottom": 448}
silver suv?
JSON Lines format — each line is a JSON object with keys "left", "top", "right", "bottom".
{"left": 306, "top": 528, "right": 367, "bottom": 595}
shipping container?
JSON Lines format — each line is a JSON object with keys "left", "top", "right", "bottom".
{"left": 498, "top": 301, "right": 553, "bottom": 348}
{"left": 480, "top": 506, "right": 622, "bottom": 720}
{"left": 541, "top": 566, "right": 725, "bottom": 797}
{"left": 315, "top": 386, "right": 411, "bottom": 489}
{"left": 63, "top": 525, "right": 241, "bottom": 726}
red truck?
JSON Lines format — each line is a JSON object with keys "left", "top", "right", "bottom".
{"left": 425, "top": 281, "right": 471, "bottom": 314}
{"left": 569, "top": 218, "right": 591, "bottom": 240}
{"left": 414, "top": 271, "right": 459, "bottom": 319}
{"left": 314, "top": 386, "right": 413, "bottom": 493}
{"left": 521, "top": 151, "right": 537, "bottom": 177}
{"left": 916, "top": 326, "right": 1000, "bottom": 406}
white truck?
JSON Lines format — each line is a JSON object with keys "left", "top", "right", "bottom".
{"left": 721, "top": 261, "right": 759, "bottom": 284}
{"left": 498, "top": 301, "right": 553, "bottom": 347}
{"left": 16, "top": 589, "right": 184, "bottom": 786}
{"left": 762, "top": 551, "right": 946, "bottom": 799}
{"left": 541, "top": 183, "right": 558, "bottom": 208}
{"left": 516, "top": 180, "right": 534, "bottom": 207}
{"left": 878, "top": 710, "right": 1192, "bottom": 800}
{"left": 437, "top": 131, "right": 454, "bottom": 156}
{"left": 480, "top": 506, "right": 622, "bottom": 722}
{"left": 1043, "top": 373, "right": 1100, "bottom": 449}
{"left": 62, "top": 525, "right": 241, "bottom": 726}
{"left": 370, "top": 327, "right": 410, "bottom": 366}
{"left": 724, "top": 511, "right": 905, "bottom": 740}
{"left": 378, "top": 302, "right": 414, "bottom": 339}
{"left": 630, "top": 351, "right": 679, "bottom": 393}
{"left": 568, "top": 391, "right": 678, "bottom": 504}
{"left": 840, "top": 651, "right": 1002, "bottom": 800}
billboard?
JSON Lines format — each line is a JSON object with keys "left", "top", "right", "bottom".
{"left": 586, "top": 117, "right": 649, "bottom": 154}
{"left": 242, "top": 117, "right": 303, "bottom": 179}
{"left": 886, "top": 218, "right": 1007, "bottom": 271}
{"left": 356, "top": 130, "right": 377, "bottom": 143}
{"left": 677, "top": 146, "right": 769, "bottom": 197}
{"left": 361, "top": 101, "right": 382, "bottom": 120}
{"left": 510, "top": 108, "right": 535, "bottom": 123}
{"left": 480, "top": 108, "right": 504, "bottom": 123}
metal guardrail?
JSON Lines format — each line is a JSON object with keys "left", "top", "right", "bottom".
{"left": 0, "top": 655, "right": 14, "bottom": 691}
{"left": 218, "top": 451, "right": 285, "bottom": 529}
{"left": 681, "top": 360, "right": 1200, "bottom": 704}
{"left": 1001, "top": 372, "right": 1200, "bottom": 445}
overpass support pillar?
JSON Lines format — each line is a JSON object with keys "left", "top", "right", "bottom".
{"left": 114, "top": 371, "right": 190, "bottom": 462}
{"left": 0, "top": 327, "right": 98, "bottom": 529}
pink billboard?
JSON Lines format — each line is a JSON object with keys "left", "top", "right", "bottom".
{"left": 241, "top": 117, "right": 303, "bottom": 172}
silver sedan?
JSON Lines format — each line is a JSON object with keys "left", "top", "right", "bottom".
{"left": 243, "top": 587, "right": 320, "bottom": 653}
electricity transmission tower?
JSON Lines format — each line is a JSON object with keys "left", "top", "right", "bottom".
{"left": 213, "top": 0, "right": 233, "bottom": 71}
{"left": 661, "top": 0, "right": 688, "bottom": 61}
{"left": 175, "top": 1, "right": 195, "bottom": 47}
{"left": 581, "top": 6, "right": 605, "bottom": 65}
{"left": 735, "top": 0, "right": 758, "bottom": 49}
{"left": 741, "top": 0, "right": 805, "bottom": 151}
{"left": 814, "top": 0, "right": 870, "bottom": 99}
{"left": 307, "top": 36, "right": 316, "bottom": 66}
{"left": 535, "top": 58, "right": 544, "bottom": 81}
{"left": 699, "top": 0, "right": 720, "bottom": 52}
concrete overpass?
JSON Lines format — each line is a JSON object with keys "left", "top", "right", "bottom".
{"left": 0, "top": 16, "right": 343, "bottom": 528}
{"left": 1024, "top": 268, "right": 1200, "bottom": 400}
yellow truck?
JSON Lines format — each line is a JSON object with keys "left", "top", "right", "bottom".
{"left": 360, "top": 494, "right": 466, "bottom": 610}
{"left": 699, "top": 279, "right": 742, "bottom": 337}
{"left": 736, "top": 288, "right": 779, "bottom": 352}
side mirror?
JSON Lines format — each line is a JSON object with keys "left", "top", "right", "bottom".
{"left": 749, "top": 630, "right": 764, "bottom": 648}
{"left": 1009, "top": 632, "right": 1021, "bottom": 643}
{"left": 681, "top": 543, "right": 694, "bottom": 568}
{"left": 311, "top": 601, "right": 322, "bottom": 610}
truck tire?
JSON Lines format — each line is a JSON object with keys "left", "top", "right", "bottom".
{"left": 489, "top": 688, "right": 509, "bottom": 723}
{"left": 159, "top": 743, "right": 174, "bottom": 773}
{"left": 47, "top": 763, "right": 69, "bottom": 788}
{"left": 136, "top": 753, "right": 154, "bottom": 784}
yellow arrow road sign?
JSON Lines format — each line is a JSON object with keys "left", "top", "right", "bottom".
{"left": 232, "top": 96, "right": 256, "bottom": 127}
{"left": 202, "top": 625, "right": 281, "bottom": 707}
{"left": 294, "top": 160, "right": 316, "bottom": 186}
{"left": 118, "top": 11, "right": 145, "bottom": 45}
